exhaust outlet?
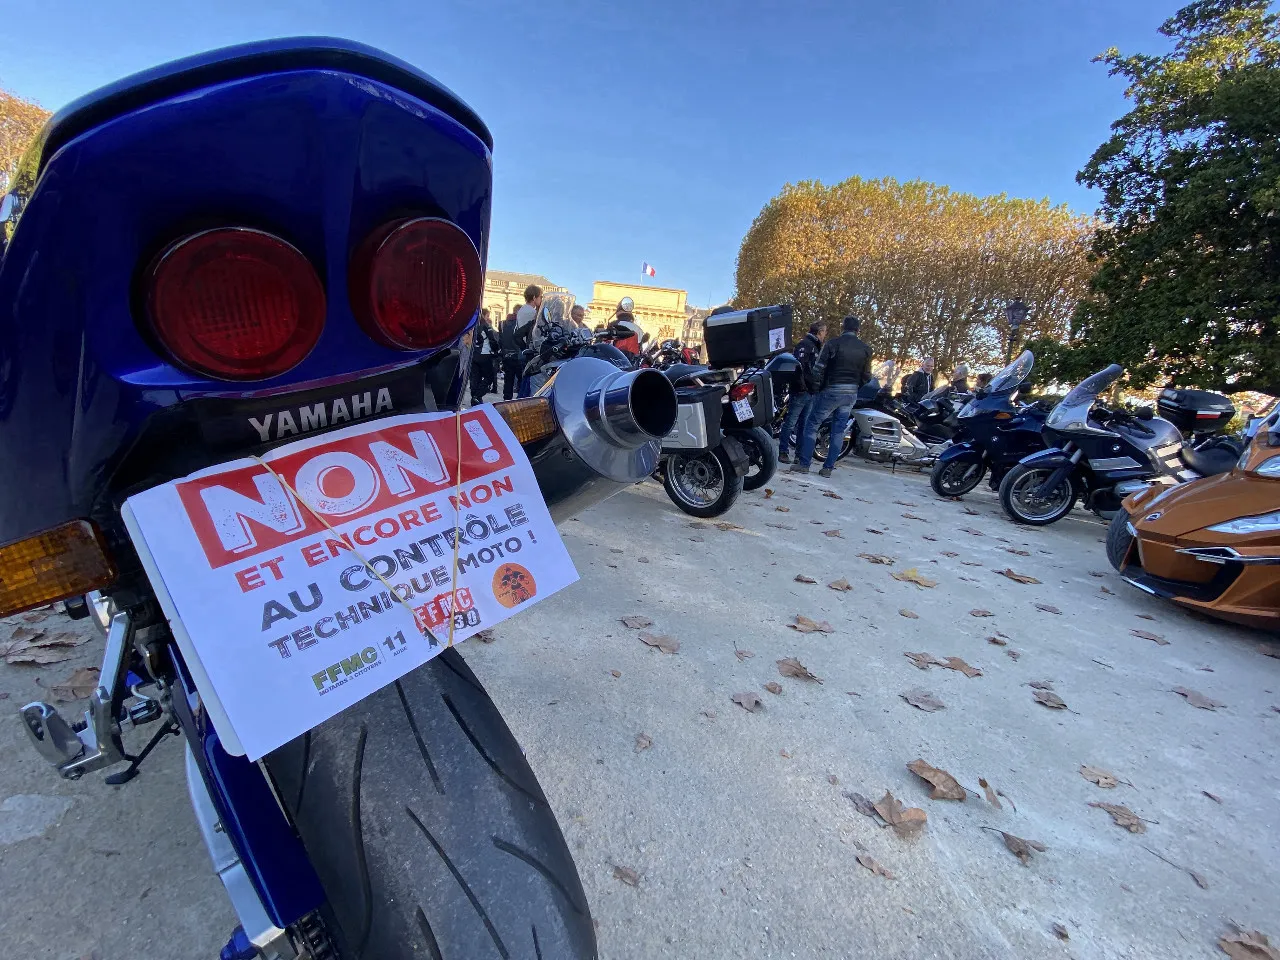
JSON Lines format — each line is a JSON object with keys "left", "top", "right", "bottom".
{"left": 585, "top": 367, "right": 679, "bottom": 450}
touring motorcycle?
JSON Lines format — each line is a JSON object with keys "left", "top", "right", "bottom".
{"left": 2, "top": 39, "right": 679, "bottom": 960}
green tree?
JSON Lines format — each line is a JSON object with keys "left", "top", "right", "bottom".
{"left": 1036, "top": 0, "right": 1280, "bottom": 394}
{"left": 734, "top": 177, "right": 1093, "bottom": 376}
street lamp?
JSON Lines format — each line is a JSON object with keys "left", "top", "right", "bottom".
{"left": 1004, "top": 299, "right": 1028, "bottom": 364}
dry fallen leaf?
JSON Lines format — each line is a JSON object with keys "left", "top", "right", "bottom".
{"left": 1089, "top": 570, "right": 1107, "bottom": 578}
{"left": 1136, "top": 613, "right": 1156, "bottom": 621}
{"left": 1006, "top": 650, "right": 1021, "bottom": 661}
{"left": 621, "top": 616, "right": 653, "bottom": 629}
{"left": 474, "top": 629, "right": 497, "bottom": 643}
{"left": 1052, "top": 922, "right": 1070, "bottom": 941}
{"left": 794, "top": 574, "right": 817, "bottom": 584}
{"left": 822, "top": 528, "right": 843, "bottom": 538}
{"left": 941, "top": 657, "right": 980, "bottom": 678}
{"left": 1028, "top": 679, "right": 1054, "bottom": 690}
{"left": 777, "top": 657, "right": 822, "bottom": 683}
{"left": 997, "top": 830, "right": 1046, "bottom": 865}
{"left": 1132, "top": 629, "right": 1168, "bottom": 645}
{"left": 905, "top": 651, "right": 944, "bottom": 670}
{"left": 765, "top": 522, "right": 794, "bottom": 530}
{"left": 634, "top": 733, "right": 652, "bottom": 752}
{"left": 970, "top": 609, "right": 994, "bottom": 618}
{"left": 899, "top": 609, "right": 919, "bottom": 619}
{"left": 907, "top": 759, "right": 967, "bottom": 800}
{"left": 865, "top": 527, "right": 885, "bottom": 535}
{"left": 1219, "top": 928, "right": 1280, "bottom": 960}
{"left": 612, "top": 865, "right": 640, "bottom": 887}
{"left": 1080, "top": 765, "right": 1119, "bottom": 789}
{"left": 828, "top": 577, "right": 853, "bottom": 592}
{"left": 1033, "top": 689, "right": 1068, "bottom": 710}
{"left": 1089, "top": 801, "right": 1146, "bottom": 833}
{"left": 873, "top": 790, "right": 928, "bottom": 838}
{"left": 922, "top": 534, "right": 939, "bottom": 542}
{"left": 5, "top": 646, "right": 77, "bottom": 665}
{"left": 902, "top": 513, "right": 927, "bottom": 521}
{"left": 715, "top": 521, "right": 744, "bottom": 532}
{"left": 775, "top": 505, "right": 791, "bottom": 513}
{"left": 1191, "top": 871, "right": 1210, "bottom": 889}
{"left": 900, "top": 688, "right": 945, "bottom": 712}
{"left": 639, "top": 632, "right": 680, "bottom": 654}
{"left": 893, "top": 500, "right": 918, "bottom": 507}
{"left": 858, "top": 553, "right": 896, "bottom": 565}
{"left": 48, "top": 666, "right": 100, "bottom": 702}
{"left": 961, "top": 560, "right": 983, "bottom": 567}
{"left": 997, "top": 568, "right": 1041, "bottom": 585}
{"left": 731, "top": 691, "right": 763, "bottom": 712}
{"left": 609, "top": 669, "right": 621, "bottom": 678}
{"left": 789, "top": 614, "right": 835, "bottom": 634}
{"left": 764, "top": 681, "right": 783, "bottom": 695}
{"left": 764, "top": 488, "right": 775, "bottom": 499}
{"left": 844, "top": 791, "right": 880, "bottom": 819}
{"left": 987, "top": 635, "right": 1008, "bottom": 646}
{"left": 1173, "top": 686, "right": 1225, "bottom": 710}
{"left": 1004, "top": 547, "right": 1031, "bottom": 557}
{"left": 960, "top": 527, "right": 985, "bottom": 537}
{"left": 892, "top": 568, "right": 938, "bottom": 588}
{"left": 734, "top": 647, "right": 754, "bottom": 661}
{"left": 779, "top": 749, "right": 792, "bottom": 758}
{"left": 1257, "top": 644, "right": 1280, "bottom": 659}
{"left": 1203, "top": 790, "right": 1223, "bottom": 804}
{"left": 940, "top": 550, "right": 959, "bottom": 558}
{"left": 823, "top": 491, "right": 843, "bottom": 500}
{"left": 1035, "top": 604, "right": 1062, "bottom": 615}
{"left": 979, "top": 778, "right": 1002, "bottom": 809}
{"left": 856, "top": 853, "right": 895, "bottom": 879}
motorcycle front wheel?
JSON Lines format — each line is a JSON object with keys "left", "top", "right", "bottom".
{"left": 265, "top": 649, "right": 596, "bottom": 960}
{"left": 662, "top": 447, "right": 744, "bottom": 517}
{"left": 930, "top": 457, "right": 986, "bottom": 498}
{"left": 736, "top": 426, "right": 778, "bottom": 491}
{"left": 998, "top": 463, "right": 1077, "bottom": 526}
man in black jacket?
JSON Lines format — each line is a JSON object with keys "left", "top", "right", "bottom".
{"left": 778, "top": 322, "right": 825, "bottom": 463}
{"left": 499, "top": 311, "right": 527, "bottom": 400}
{"left": 899, "top": 356, "right": 935, "bottom": 404}
{"left": 791, "top": 315, "right": 873, "bottom": 477}
{"left": 469, "top": 310, "right": 500, "bottom": 404}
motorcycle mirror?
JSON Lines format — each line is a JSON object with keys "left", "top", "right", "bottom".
{"left": 618, "top": 296, "right": 635, "bottom": 313}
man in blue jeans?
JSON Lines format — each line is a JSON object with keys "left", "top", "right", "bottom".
{"left": 791, "top": 315, "right": 873, "bottom": 477}
{"left": 778, "top": 322, "right": 825, "bottom": 463}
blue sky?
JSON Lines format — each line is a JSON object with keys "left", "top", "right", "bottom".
{"left": 0, "top": 0, "right": 1177, "bottom": 308}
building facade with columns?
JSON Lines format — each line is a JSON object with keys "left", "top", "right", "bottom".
{"left": 587, "top": 280, "right": 690, "bottom": 342}
{"left": 482, "top": 270, "right": 572, "bottom": 321}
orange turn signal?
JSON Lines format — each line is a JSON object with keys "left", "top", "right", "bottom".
{"left": 493, "top": 397, "right": 558, "bottom": 445}
{"left": 0, "top": 520, "right": 117, "bottom": 617}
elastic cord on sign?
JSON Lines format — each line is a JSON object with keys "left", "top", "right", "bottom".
{"left": 249, "top": 409, "right": 469, "bottom": 651}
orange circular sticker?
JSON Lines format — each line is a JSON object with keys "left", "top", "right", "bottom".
{"left": 493, "top": 563, "right": 537, "bottom": 608}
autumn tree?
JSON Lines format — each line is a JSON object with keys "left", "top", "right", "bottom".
{"left": 1, "top": 88, "right": 51, "bottom": 193}
{"left": 1037, "top": 0, "right": 1280, "bottom": 394}
{"left": 733, "top": 177, "right": 1094, "bottom": 376}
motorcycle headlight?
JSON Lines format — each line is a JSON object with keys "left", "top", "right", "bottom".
{"left": 1207, "top": 510, "right": 1280, "bottom": 535}
{"left": 1254, "top": 454, "right": 1280, "bottom": 478}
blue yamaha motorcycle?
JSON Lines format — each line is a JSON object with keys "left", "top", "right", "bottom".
{"left": 1, "top": 39, "right": 677, "bottom": 959}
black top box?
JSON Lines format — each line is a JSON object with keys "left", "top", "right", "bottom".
{"left": 703, "top": 304, "right": 793, "bottom": 368}
{"left": 1157, "top": 388, "right": 1235, "bottom": 434}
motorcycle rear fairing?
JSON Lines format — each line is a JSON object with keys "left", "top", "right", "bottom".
{"left": 0, "top": 38, "right": 492, "bottom": 547}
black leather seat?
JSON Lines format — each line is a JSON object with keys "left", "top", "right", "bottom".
{"left": 1181, "top": 443, "right": 1239, "bottom": 477}
{"left": 663, "top": 363, "right": 710, "bottom": 384}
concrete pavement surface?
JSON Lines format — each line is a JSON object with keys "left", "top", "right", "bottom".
{"left": 2, "top": 459, "right": 1278, "bottom": 959}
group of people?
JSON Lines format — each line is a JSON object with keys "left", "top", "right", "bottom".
{"left": 777, "top": 318, "right": 988, "bottom": 477}
{"left": 468, "top": 284, "right": 591, "bottom": 404}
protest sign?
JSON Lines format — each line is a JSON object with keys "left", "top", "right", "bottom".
{"left": 123, "top": 407, "right": 577, "bottom": 759}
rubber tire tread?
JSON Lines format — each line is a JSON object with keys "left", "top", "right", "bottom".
{"left": 265, "top": 648, "right": 596, "bottom": 960}
{"left": 929, "top": 457, "right": 986, "bottom": 498}
{"left": 998, "top": 464, "right": 1077, "bottom": 526}
{"left": 739, "top": 426, "right": 778, "bottom": 491}
{"left": 662, "top": 446, "right": 744, "bottom": 518}
{"left": 1107, "top": 508, "right": 1135, "bottom": 572}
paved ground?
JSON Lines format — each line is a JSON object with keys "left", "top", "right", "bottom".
{"left": 2, "top": 458, "right": 1278, "bottom": 959}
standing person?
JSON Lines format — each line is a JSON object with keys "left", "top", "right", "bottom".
{"left": 516, "top": 284, "right": 543, "bottom": 347}
{"left": 950, "top": 363, "right": 970, "bottom": 393}
{"left": 899, "top": 356, "right": 935, "bottom": 403}
{"left": 791, "top": 315, "right": 872, "bottom": 478}
{"left": 499, "top": 310, "right": 524, "bottom": 400}
{"left": 778, "top": 322, "right": 825, "bottom": 463}
{"left": 570, "top": 304, "right": 588, "bottom": 329}
{"left": 469, "top": 309, "right": 499, "bottom": 404}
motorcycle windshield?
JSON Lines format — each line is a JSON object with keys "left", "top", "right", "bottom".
{"left": 1046, "top": 364, "right": 1124, "bottom": 431}
{"left": 987, "top": 350, "right": 1034, "bottom": 394}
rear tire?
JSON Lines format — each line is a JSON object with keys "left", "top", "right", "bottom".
{"left": 737, "top": 426, "right": 778, "bottom": 491}
{"left": 265, "top": 649, "right": 596, "bottom": 960}
{"left": 998, "top": 463, "right": 1077, "bottom": 526}
{"left": 1107, "top": 509, "right": 1135, "bottom": 572}
{"left": 930, "top": 457, "right": 986, "bottom": 498}
{"left": 662, "top": 447, "right": 744, "bottom": 518}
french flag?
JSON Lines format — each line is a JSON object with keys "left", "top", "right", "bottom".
{"left": 641, "top": 261, "right": 656, "bottom": 278}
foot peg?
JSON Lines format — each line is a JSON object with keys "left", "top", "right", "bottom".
{"left": 21, "top": 702, "right": 86, "bottom": 767}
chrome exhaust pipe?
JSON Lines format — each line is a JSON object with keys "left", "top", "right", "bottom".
{"left": 532, "top": 358, "right": 678, "bottom": 521}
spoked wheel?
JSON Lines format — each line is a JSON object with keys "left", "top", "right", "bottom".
{"left": 736, "top": 426, "right": 778, "bottom": 491}
{"left": 999, "top": 464, "right": 1077, "bottom": 526}
{"left": 662, "top": 447, "right": 744, "bottom": 518}
{"left": 815, "top": 426, "right": 854, "bottom": 464}
{"left": 930, "top": 457, "right": 987, "bottom": 498}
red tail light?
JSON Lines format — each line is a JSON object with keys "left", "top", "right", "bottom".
{"left": 729, "top": 383, "right": 756, "bottom": 402}
{"left": 146, "top": 228, "right": 325, "bottom": 381}
{"left": 350, "top": 217, "right": 482, "bottom": 351}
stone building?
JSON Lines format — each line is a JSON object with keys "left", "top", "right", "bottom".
{"left": 483, "top": 270, "right": 572, "bottom": 321}
{"left": 587, "top": 280, "right": 688, "bottom": 342}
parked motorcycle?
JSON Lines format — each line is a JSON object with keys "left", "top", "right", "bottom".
{"left": 3, "top": 39, "right": 679, "bottom": 960}
{"left": 929, "top": 351, "right": 1047, "bottom": 497}
{"left": 998, "top": 364, "right": 1236, "bottom": 526}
